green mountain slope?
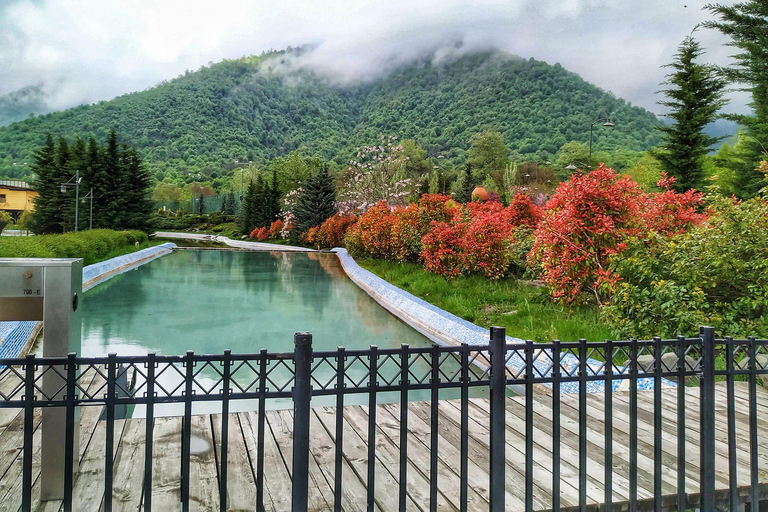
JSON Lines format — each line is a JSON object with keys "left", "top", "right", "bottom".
{"left": 0, "top": 50, "right": 661, "bottom": 179}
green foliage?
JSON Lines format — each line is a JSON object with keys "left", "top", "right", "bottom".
{"left": 654, "top": 35, "right": 727, "bottom": 191}
{"left": 293, "top": 166, "right": 336, "bottom": 234}
{"left": 705, "top": 2, "right": 768, "bottom": 197}
{"left": 454, "top": 165, "right": 475, "bottom": 203}
{"left": 467, "top": 130, "right": 510, "bottom": 188}
{"left": 0, "top": 51, "right": 662, "bottom": 180}
{"left": 0, "top": 210, "right": 12, "bottom": 233}
{"left": 625, "top": 153, "right": 664, "bottom": 191}
{"left": 0, "top": 229, "right": 149, "bottom": 265}
{"left": 29, "top": 131, "right": 152, "bottom": 233}
{"left": 602, "top": 193, "right": 768, "bottom": 338}
{"left": 358, "top": 258, "right": 613, "bottom": 343}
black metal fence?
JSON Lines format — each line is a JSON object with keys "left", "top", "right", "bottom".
{"left": 0, "top": 326, "right": 766, "bottom": 512}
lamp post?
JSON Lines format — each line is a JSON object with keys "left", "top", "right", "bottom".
{"left": 236, "top": 160, "right": 253, "bottom": 202}
{"left": 60, "top": 170, "right": 81, "bottom": 232}
{"left": 588, "top": 118, "right": 614, "bottom": 169}
{"left": 82, "top": 189, "right": 94, "bottom": 230}
{"left": 565, "top": 161, "right": 588, "bottom": 172}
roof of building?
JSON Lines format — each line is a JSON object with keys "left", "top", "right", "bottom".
{"left": 0, "top": 180, "right": 33, "bottom": 191}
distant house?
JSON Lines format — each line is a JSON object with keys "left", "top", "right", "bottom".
{"left": 0, "top": 181, "right": 37, "bottom": 221}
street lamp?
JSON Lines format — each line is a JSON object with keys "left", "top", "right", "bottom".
{"left": 60, "top": 170, "right": 82, "bottom": 232}
{"left": 236, "top": 160, "right": 253, "bottom": 201}
{"left": 588, "top": 118, "right": 614, "bottom": 169}
{"left": 565, "top": 161, "right": 588, "bottom": 172}
{"left": 82, "top": 189, "right": 94, "bottom": 230}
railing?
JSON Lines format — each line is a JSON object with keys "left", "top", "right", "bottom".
{"left": 0, "top": 326, "right": 766, "bottom": 511}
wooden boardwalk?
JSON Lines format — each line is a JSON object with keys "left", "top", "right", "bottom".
{"left": 0, "top": 372, "right": 765, "bottom": 511}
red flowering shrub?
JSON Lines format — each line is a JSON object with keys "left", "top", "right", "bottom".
{"left": 417, "top": 194, "right": 458, "bottom": 231}
{"left": 269, "top": 219, "right": 284, "bottom": 238}
{"left": 461, "top": 210, "right": 516, "bottom": 279}
{"left": 421, "top": 221, "right": 468, "bottom": 278}
{"left": 302, "top": 226, "right": 320, "bottom": 245}
{"left": 249, "top": 227, "right": 269, "bottom": 241}
{"left": 391, "top": 204, "right": 423, "bottom": 261}
{"left": 317, "top": 214, "right": 358, "bottom": 248}
{"left": 529, "top": 165, "right": 646, "bottom": 304}
{"left": 357, "top": 200, "right": 397, "bottom": 259}
{"left": 641, "top": 173, "right": 707, "bottom": 236}
{"left": 507, "top": 193, "right": 544, "bottom": 229}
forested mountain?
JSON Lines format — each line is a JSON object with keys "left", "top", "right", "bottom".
{"left": 0, "top": 85, "right": 49, "bottom": 127}
{"left": 0, "top": 50, "right": 662, "bottom": 180}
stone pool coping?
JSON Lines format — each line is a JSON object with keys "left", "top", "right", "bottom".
{"left": 332, "top": 248, "right": 670, "bottom": 394}
{"left": 154, "top": 231, "right": 314, "bottom": 252}
{"left": 0, "top": 243, "right": 178, "bottom": 359}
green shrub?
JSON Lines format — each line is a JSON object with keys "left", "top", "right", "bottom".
{"left": 0, "top": 229, "right": 149, "bottom": 265}
{"left": 0, "top": 211, "right": 12, "bottom": 234}
{"left": 602, "top": 193, "right": 768, "bottom": 338}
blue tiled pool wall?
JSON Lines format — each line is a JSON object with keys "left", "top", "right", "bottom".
{"left": 0, "top": 243, "right": 177, "bottom": 358}
{"left": 333, "top": 248, "right": 671, "bottom": 394}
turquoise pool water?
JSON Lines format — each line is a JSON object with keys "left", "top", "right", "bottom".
{"left": 80, "top": 249, "right": 473, "bottom": 414}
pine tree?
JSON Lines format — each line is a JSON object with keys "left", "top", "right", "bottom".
{"left": 122, "top": 147, "right": 153, "bottom": 231}
{"left": 85, "top": 136, "right": 109, "bottom": 228}
{"left": 197, "top": 194, "right": 206, "bottom": 215}
{"left": 455, "top": 164, "right": 475, "bottom": 203}
{"left": 226, "top": 191, "right": 236, "bottom": 216}
{"left": 293, "top": 165, "right": 336, "bottom": 234}
{"left": 64, "top": 137, "right": 87, "bottom": 232}
{"left": 654, "top": 35, "right": 727, "bottom": 191}
{"left": 705, "top": 2, "right": 768, "bottom": 197}
{"left": 102, "top": 131, "right": 122, "bottom": 227}
{"left": 220, "top": 193, "right": 229, "bottom": 215}
{"left": 30, "top": 134, "right": 57, "bottom": 234}
{"left": 239, "top": 180, "right": 256, "bottom": 234}
{"left": 268, "top": 169, "right": 281, "bottom": 224}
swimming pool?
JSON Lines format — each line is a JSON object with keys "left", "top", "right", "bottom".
{"left": 79, "top": 249, "right": 475, "bottom": 414}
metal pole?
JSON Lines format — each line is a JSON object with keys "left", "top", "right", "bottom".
{"left": 699, "top": 326, "right": 716, "bottom": 511}
{"left": 74, "top": 170, "right": 79, "bottom": 232}
{"left": 489, "top": 326, "right": 506, "bottom": 511}
{"left": 589, "top": 125, "right": 594, "bottom": 170}
{"left": 89, "top": 190, "right": 93, "bottom": 230}
{"left": 292, "top": 332, "right": 313, "bottom": 512}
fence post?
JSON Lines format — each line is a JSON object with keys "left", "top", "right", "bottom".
{"left": 489, "top": 326, "right": 506, "bottom": 512}
{"left": 699, "top": 326, "right": 716, "bottom": 512}
{"left": 292, "top": 332, "right": 313, "bottom": 512}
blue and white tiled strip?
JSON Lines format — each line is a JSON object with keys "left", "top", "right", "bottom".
{"left": 0, "top": 243, "right": 177, "bottom": 359}
{"left": 333, "top": 248, "right": 672, "bottom": 394}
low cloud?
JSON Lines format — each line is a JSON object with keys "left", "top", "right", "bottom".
{"left": 0, "top": 0, "right": 745, "bottom": 117}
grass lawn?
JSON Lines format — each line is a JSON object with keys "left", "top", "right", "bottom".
{"left": 357, "top": 259, "right": 615, "bottom": 343}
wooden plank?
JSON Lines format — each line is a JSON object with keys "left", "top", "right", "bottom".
{"left": 68, "top": 418, "right": 127, "bottom": 512}
{"left": 0, "top": 415, "right": 41, "bottom": 512}
{"left": 267, "top": 409, "right": 331, "bottom": 512}
{"left": 407, "top": 400, "right": 530, "bottom": 510}
{"left": 148, "top": 416, "right": 182, "bottom": 509}
{"left": 211, "top": 413, "right": 257, "bottom": 511}
{"left": 239, "top": 410, "right": 290, "bottom": 512}
{"left": 546, "top": 391, "right": 679, "bottom": 499}
{"left": 348, "top": 404, "right": 456, "bottom": 512}
{"left": 380, "top": 401, "right": 496, "bottom": 510}
{"left": 110, "top": 418, "right": 146, "bottom": 512}
{"left": 187, "top": 414, "right": 219, "bottom": 511}
{"left": 375, "top": 402, "right": 487, "bottom": 512}
{"left": 306, "top": 408, "right": 376, "bottom": 512}
{"left": 564, "top": 389, "right": 706, "bottom": 495}
{"left": 466, "top": 395, "right": 614, "bottom": 504}
{"left": 610, "top": 389, "right": 755, "bottom": 487}
{"left": 313, "top": 405, "right": 414, "bottom": 512}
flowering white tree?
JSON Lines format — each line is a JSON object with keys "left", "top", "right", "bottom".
{"left": 336, "top": 135, "right": 415, "bottom": 214}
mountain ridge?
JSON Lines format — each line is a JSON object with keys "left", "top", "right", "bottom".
{"left": 0, "top": 49, "right": 662, "bottom": 180}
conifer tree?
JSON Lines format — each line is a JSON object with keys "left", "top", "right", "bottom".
{"left": 30, "top": 134, "right": 58, "bottom": 234}
{"left": 455, "top": 164, "right": 475, "bottom": 203}
{"left": 268, "top": 168, "right": 281, "bottom": 224}
{"left": 225, "top": 191, "right": 236, "bottom": 216}
{"left": 705, "top": 2, "right": 768, "bottom": 197}
{"left": 293, "top": 165, "right": 336, "bottom": 234}
{"left": 197, "top": 194, "right": 206, "bottom": 215}
{"left": 654, "top": 35, "right": 727, "bottom": 191}
{"left": 238, "top": 180, "right": 256, "bottom": 234}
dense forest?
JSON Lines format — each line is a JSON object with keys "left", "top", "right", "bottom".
{"left": 0, "top": 50, "right": 662, "bottom": 181}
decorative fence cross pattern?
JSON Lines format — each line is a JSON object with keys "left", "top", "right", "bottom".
{"left": 0, "top": 327, "right": 766, "bottom": 511}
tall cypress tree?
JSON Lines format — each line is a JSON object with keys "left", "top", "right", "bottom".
{"left": 51, "top": 137, "right": 72, "bottom": 233}
{"left": 239, "top": 180, "right": 256, "bottom": 234}
{"left": 705, "top": 2, "right": 768, "bottom": 197}
{"left": 85, "top": 136, "right": 109, "bottom": 228}
{"left": 293, "top": 165, "right": 336, "bottom": 234}
{"left": 268, "top": 168, "right": 281, "bottom": 224}
{"left": 226, "top": 191, "right": 236, "bottom": 216}
{"left": 654, "top": 35, "right": 727, "bottom": 191}
{"left": 30, "top": 134, "right": 58, "bottom": 234}
{"left": 455, "top": 164, "right": 475, "bottom": 203}
{"left": 64, "top": 137, "right": 87, "bottom": 232}
{"left": 122, "top": 147, "right": 153, "bottom": 231}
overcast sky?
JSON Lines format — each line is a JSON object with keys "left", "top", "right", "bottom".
{"left": 0, "top": 0, "right": 746, "bottom": 117}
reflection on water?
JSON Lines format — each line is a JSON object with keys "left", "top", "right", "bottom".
{"left": 80, "top": 250, "right": 486, "bottom": 415}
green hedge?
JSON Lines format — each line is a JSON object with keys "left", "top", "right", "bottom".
{"left": 0, "top": 230, "right": 149, "bottom": 265}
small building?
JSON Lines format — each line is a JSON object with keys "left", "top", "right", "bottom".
{"left": 0, "top": 180, "right": 37, "bottom": 221}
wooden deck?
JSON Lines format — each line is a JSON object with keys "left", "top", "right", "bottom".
{"left": 0, "top": 371, "right": 766, "bottom": 511}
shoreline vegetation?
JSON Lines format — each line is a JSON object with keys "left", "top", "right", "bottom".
{"left": 357, "top": 258, "right": 613, "bottom": 343}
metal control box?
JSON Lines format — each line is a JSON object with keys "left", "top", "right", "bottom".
{"left": 0, "top": 258, "right": 82, "bottom": 501}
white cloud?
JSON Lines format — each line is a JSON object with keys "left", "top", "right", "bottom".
{"left": 0, "top": 0, "right": 744, "bottom": 115}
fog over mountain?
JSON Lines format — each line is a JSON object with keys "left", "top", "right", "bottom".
{"left": 0, "top": 0, "right": 746, "bottom": 126}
